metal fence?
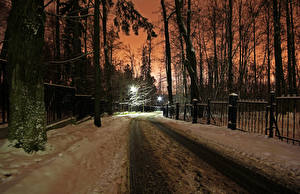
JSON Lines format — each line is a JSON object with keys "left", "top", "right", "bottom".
{"left": 1, "top": 83, "right": 95, "bottom": 127}
{"left": 276, "top": 95, "right": 300, "bottom": 144}
{"left": 116, "top": 103, "right": 159, "bottom": 113}
{"left": 210, "top": 101, "right": 228, "bottom": 126}
{"left": 163, "top": 92, "right": 300, "bottom": 145}
{"left": 74, "top": 95, "right": 94, "bottom": 121}
{"left": 237, "top": 100, "right": 268, "bottom": 134}
{"left": 0, "top": 71, "right": 8, "bottom": 124}
{"left": 44, "top": 83, "right": 76, "bottom": 125}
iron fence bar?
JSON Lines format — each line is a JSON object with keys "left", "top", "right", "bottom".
{"left": 287, "top": 101, "right": 290, "bottom": 143}
{"left": 293, "top": 99, "right": 296, "bottom": 144}
{"left": 258, "top": 104, "right": 261, "bottom": 133}
{"left": 183, "top": 103, "right": 186, "bottom": 121}
{"left": 207, "top": 99, "right": 211, "bottom": 125}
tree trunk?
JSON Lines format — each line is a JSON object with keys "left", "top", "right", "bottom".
{"left": 147, "top": 36, "right": 152, "bottom": 78}
{"left": 289, "top": 0, "right": 297, "bottom": 94}
{"left": 212, "top": 1, "right": 218, "bottom": 91}
{"left": 267, "top": 2, "right": 271, "bottom": 94}
{"left": 0, "top": 27, "right": 9, "bottom": 125}
{"left": 198, "top": 29, "right": 203, "bottom": 93}
{"left": 161, "top": 0, "right": 173, "bottom": 105}
{"left": 222, "top": 0, "right": 227, "bottom": 94}
{"left": 74, "top": 0, "right": 84, "bottom": 92}
{"left": 272, "top": 0, "right": 285, "bottom": 96}
{"left": 0, "top": 28, "right": 9, "bottom": 78}
{"left": 253, "top": 16, "right": 257, "bottom": 96}
{"left": 285, "top": 0, "right": 292, "bottom": 94}
{"left": 220, "top": 1, "right": 226, "bottom": 96}
{"left": 7, "top": 0, "right": 47, "bottom": 152}
{"left": 238, "top": 0, "right": 243, "bottom": 93}
{"left": 179, "top": 34, "right": 188, "bottom": 100}
{"left": 102, "top": 0, "right": 112, "bottom": 115}
{"left": 227, "top": 0, "right": 233, "bottom": 93}
{"left": 94, "top": 0, "right": 102, "bottom": 127}
{"left": 55, "top": 0, "right": 61, "bottom": 82}
{"left": 175, "top": 0, "right": 199, "bottom": 101}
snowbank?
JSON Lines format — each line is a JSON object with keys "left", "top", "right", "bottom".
{"left": 154, "top": 114, "right": 300, "bottom": 191}
{"left": 0, "top": 116, "right": 130, "bottom": 194}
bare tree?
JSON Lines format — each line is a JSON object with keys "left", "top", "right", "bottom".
{"left": 272, "top": 0, "right": 285, "bottom": 96}
{"left": 174, "top": 0, "right": 199, "bottom": 101}
{"left": 94, "top": 0, "right": 102, "bottom": 127}
{"left": 227, "top": 0, "right": 233, "bottom": 93}
{"left": 161, "top": 0, "right": 173, "bottom": 104}
{"left": 102, "top": 0, "right": 114, "bottom": 115}
{"left": 285, "top": 0, "right": 297, "bottom": 94}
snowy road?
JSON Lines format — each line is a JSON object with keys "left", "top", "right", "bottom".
{"left": 0, "top": 112, "right": 299, "bottom": 193}
{"left": 129, "top": 116, "right": 296, "bottom": 193}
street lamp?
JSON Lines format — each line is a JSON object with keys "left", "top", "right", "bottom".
{"left": 157, "top": 96, "right": 162, "bottom": 102}
{"left": 129, "top": 85, "right": 138, "bottom": 112}
{"left": 130, "top": 85, "right": 137, "bottom": 93}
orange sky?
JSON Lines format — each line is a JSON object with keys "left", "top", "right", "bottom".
{"left": 119, "top": 0, "right": 161, "bottom": 50}
{"left": 118, "top": 0, "right": 164, "bottom": 80}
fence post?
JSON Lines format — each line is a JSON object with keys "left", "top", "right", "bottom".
{"left": 166, "top": 103, "right": 169, "bottom": 118}
{"left": 207, "top": 98, "right": 211, "bottom": 124}
{"left": 228, "top": 93, "right": 238, "bottom": 130}
{"left": 268, "top": 91, "right": 275, "bottom": 138}
{"left": 265, "top": 106, "right": 269, "bottom": 136}
{"left": 176, "top": 103, "right": 179, "bottom": 120}
{"left": 192, "top": 99, "right": 198, "bottom": 124}
{"left": 183, "top": 103, "right": 187, "bottom": 121}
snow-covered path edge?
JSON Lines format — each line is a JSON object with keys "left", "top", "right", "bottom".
{"left": 0, "top": 116, "right": 130, "bottom": 194}
{"left": 152, "top": 114, "right": 300, "bottom": 192}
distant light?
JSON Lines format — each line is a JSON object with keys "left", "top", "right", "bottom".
{"left": 157, "top": 96, "right": 162, "bottom": 102}
{"left": 130, "top": 85, "right": 137, "bottom": 93}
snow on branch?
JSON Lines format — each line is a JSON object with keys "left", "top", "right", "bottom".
{"left": 128, "top": 81, "right": 156, "bottom": 107}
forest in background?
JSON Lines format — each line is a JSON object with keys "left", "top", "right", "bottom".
{"left": 157, "top": 0, "right": 299, "bottom": 104}
{"left": 1, "top": 0, "right": 299, "bottom": 103}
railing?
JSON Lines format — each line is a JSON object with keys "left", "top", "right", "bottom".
{"left": 1, "top": 83, "right": 95, "bottom": 126}
{"left": 276, "top": 95, "right": 300, "bottom": 144}
{"left": 210, "top": 101, "right": 228, "bottom": 126}
{"left": 0, "top": 71, "right": 8, "bottom": 124}
{"left": 44, "top": 83, "right": 76, "bottom": 125}
{"left": 237, "top": 100, "right": 268, "bottom": 134}
{"left": 163, "top": 92, "right": 300, "bottom": 145}
{"left": 74, "top": 95, "right": 94, "bottom": 121}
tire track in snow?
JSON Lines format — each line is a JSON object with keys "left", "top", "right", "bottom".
{"left": 149, "top": 119, "right": 297, "bottom": 194}
{"left": 129, "top": 119, "right": 171, "bottom": 194}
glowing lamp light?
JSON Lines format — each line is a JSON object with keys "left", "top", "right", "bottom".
{"left": 157, "top": 96, "right": 162, "bottom": 102}
{"left": 130, "top": 85, "right": 137, "bottom": 93}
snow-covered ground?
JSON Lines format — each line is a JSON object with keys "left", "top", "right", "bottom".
{"left": 0, "top": 112, "right": 299, "bottom": 193}
{"left": 0, "top": 116, "right": 130, "bottom": 194}
{"left": 153, "top": 113, "right": 300, "bottom": 191}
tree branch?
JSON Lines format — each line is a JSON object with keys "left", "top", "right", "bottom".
{"left": 46, "top": 52, "right": 93, "bottom": 65}
{"left": 44, "top": 0, "right": 55, "bottom": 8}
{"left": 45, "top": 11, "right": 93, "bottom": 19}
